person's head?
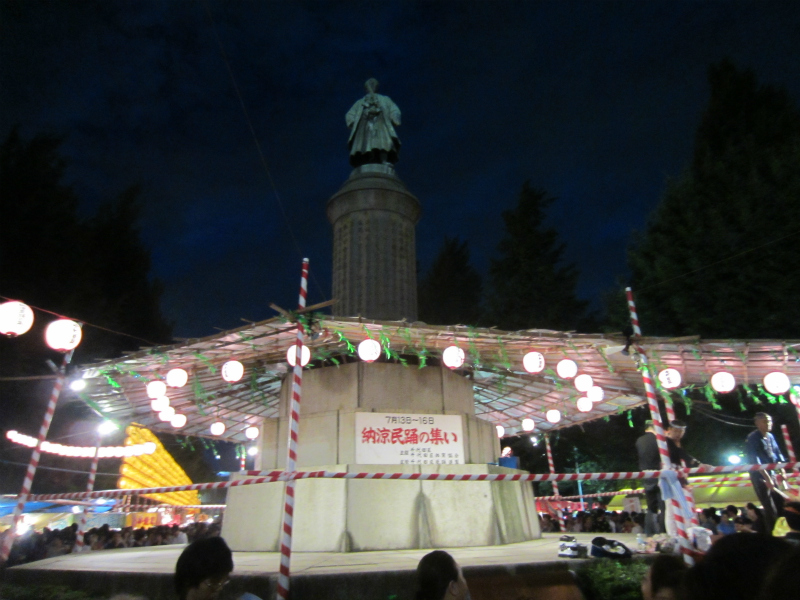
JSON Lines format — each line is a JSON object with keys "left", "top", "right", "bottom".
{"left": 644, "top": 420, "right": 655, "bottom": 433}
{"left": 745, "top": 502, "right": 762, "bottom": 521}
{"left": 667, "top": 420, "right": 687, "bottom": 441}
{"left": 642, "top": 554, "right": 687, "bottom": 600}
{"left": 783, "top": 501, "right": 800, "bottom": 532}
{"left": 680, "top": 533, "right": 790, "bottom": 600}
{"left": 733, "top": 517, "right": 753, "bottom": 533}
{"left": 415, "top": 550, "right": 469, "bottom": 600}
{"left": 174, "top": 537, "right": 234, "bottom": 600}
{"left": 725, "top": 505, "right": 739, "bottom": 518}
{"left": 754, "top": 413, "right": 773, "bottom": 434}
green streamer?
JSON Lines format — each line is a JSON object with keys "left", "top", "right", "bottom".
{"left": 193, "top": 351, "right": 217, "bottom": 374}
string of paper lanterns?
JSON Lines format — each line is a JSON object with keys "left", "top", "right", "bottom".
{"left": 657, "top": 368, "right": 792, "bottom": 395}
{"left": 0, "top": 301, "right": 82, "bottom": 351}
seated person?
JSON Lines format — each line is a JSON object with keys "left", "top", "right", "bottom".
{"left": 415, "top": 550, "right": 470, "bottom": 600}
{"left": 641, "top": 554, "right": 686, "bottom": 600}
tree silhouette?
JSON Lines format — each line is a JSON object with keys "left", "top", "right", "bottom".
{"left": 418, "top": 236, "right": 483, "bottom": 325}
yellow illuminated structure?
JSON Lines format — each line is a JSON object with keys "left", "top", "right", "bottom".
{"left": 119, "top": 425, "right": 200, "bottom": 506}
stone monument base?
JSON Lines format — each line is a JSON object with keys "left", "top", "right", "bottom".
{"left": 221, "top": 464, "right": 540, "bottom": 552}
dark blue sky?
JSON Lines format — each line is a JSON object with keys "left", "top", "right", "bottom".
{"left": 3, "top": 1, "right": 799, "bottom": 338}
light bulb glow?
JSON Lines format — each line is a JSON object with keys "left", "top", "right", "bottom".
{"left": 286, "top": 344, "right": 311, "bottom": 367}
{"left": 245, "top": 426, "right": 259, "bottom": 440}
{"left": 658, "top": 369, "right": 682, "bottom": 389}
{"left": 158, "top": 406, "right": 175, "bottom": 421}
{"left": 710, "top": 371, "right": 736, "bottom": 393}
{"left": 576, "top": 397, "right": 593, "bottom": 412}
{"left": 247, "top": 446, "right": 258, "bottom": 456}
{"left": 0, "top": 301, "right": 34, "bottom": 336}
{"left": 728, "top": 455, "right": 741, "bottom": 465}
{"left": 546, "top": 409, "right": 562, "bottom": 424}
{"left": 45, "top": 319, "right": 82, "bottom": 351}
{"left": 523, "top": 351, "right": 545, "bottom": 373}
{"left": 151, "top": 396, "right": 169, "bottom": 412}
{"left": 221, "top": 360, "right": 244, "bottom": 382}
{"left": 763, "top": 372, "right": 791, "bottom": 395}
{"left": 146, "top": 380, "right": 167, "bottom": 398}
{"left": 69, "top": 379, "right": 86, "bottom": 392}
{"left": 171, "top": 413, "right": 187, "bottom": 428}
{"left": 495, "top": 425, "right": 505, "bottom": 438}
{"left": 166, "top": 368, "right": 188, "bottom": 388}
{"left": 521, "top": 418, "right": 535, "bottom": 432}
{"left": 442, "top": 346, "right": 466, "bottom": 369}
{"left": 97, "top": 421, "right": 118, "bottom": 436}
{"left": 556, "top": 359, "right": 578, "bottom": 379}
{"left": 357, "top": 338, "right": 381, "bottom": 363}
{"left": 587, "top": 386, "right": 605, "bottom": 402}
{"left": 574, "top": 374, "right": 593, "bottom": 392}
{"left": 210, "top": 421, "right": 225, "bottom": 436}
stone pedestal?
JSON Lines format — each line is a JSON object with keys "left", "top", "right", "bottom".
{"left": 221, "top": 362, "right": 541, "bottom": 551}
{"left": 221, "top": 464, "right": 540, "bottom": 552}
{"left": 327, "top": 164, "right": 420, "bottom": 321}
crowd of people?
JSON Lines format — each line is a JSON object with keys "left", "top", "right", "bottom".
{"left": 1, "top": 520, "right": 221, "bottom": 567}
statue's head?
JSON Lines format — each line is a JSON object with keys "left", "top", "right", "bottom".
{"left": 365, "top": 78, "right": 379, "bottom": 93}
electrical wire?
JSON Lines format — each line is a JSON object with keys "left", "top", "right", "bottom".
{"left": 639, "top": 229, "right": 800, "bottom": 292}
{"left": 0, "top": 293, "right": 161, "bottom": 347}
{"left": 201, "top": 1, "right": 328, "bottom": 303}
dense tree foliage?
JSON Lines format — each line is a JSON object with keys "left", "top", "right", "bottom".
{"left": 418, "top": 236, "right": 483, "bottom": 325}
{"left": 0, "top": 129, "right": 173, "bottom": 493}
{"left": 627, "top": 59, "right": 800, "bottom": 339}
{"left": 487, "top": 182, "right": 588, "bottom": 331}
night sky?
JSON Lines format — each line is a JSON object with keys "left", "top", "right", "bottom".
{"left": 3, "top": 1, "right": 799, "bottom": 340}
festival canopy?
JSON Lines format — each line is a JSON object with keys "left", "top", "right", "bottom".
{"left": 74, "top": 315, "right": 800, "bottom": 443}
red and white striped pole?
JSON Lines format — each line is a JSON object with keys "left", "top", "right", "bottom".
{"left": 1, "top": 351, "right": 73, "bottom": 563}
{"left": 544, "top": 435, "right": 564, "bottom": 531}
{"left": 626, "top": 288, "right": 693, "bottom": 564}
{"left": 781, "top": 425, "right": 796, "bottom": 477}
{"left": 73, "top": 436, "right": 101, "bottom": 552}
{"left": 277, "top": 258, "right": 309, "bottom": 600}
{"left": 663, "top": 394, "right": 677, "bottom": 428}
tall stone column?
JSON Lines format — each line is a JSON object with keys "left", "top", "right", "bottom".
{"left": 327, "top": 164, "right": 420, "bottom": 321}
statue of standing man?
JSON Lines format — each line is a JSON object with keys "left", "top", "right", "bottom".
{"left": 346, "top": 78, "right": 401, "bottom": 167}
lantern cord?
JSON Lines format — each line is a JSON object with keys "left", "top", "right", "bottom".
{"left": 201, "top": 0, "right": 327, "bottom": 304}
{"left": 0, "top": 459, "right": 119, "bottom": 477}
{"left": 0, "top": 294, "right": 161, "bottom": 347}
{"left": 684, "top": 404, "right": 755, "bottom": 428}
{"left": 638, "top": 229, "right": 800, "bottom": 292}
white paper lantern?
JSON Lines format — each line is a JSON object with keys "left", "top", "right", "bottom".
{"left": 710, "top": 371, "right": 736, "bottom": 393}
{"left": 574, "top": 374, "right": 593, "bottom": 392}
{"left": 763, "top": 372, "right": 791, "bottom": 395}
{"left": 521, "top": 418, "right": 535, "bottom": 432}
{"left": 171, "top": 413, "right": 187, "bottom": 428}
{"left": 556, "top": 359, "right": 578, "bottom": 379}
{"left": 523, "top": 351, "right": 546, "bottom": 374}
{"left": 158, "top": 406, "right": 175, "bottom": 421}
{"left": 151, "top": 396, "right": 169, "bottom": 412}
{"left": 245, "top": 426, "right": 260, "bottom": 440}
{"left": 576, "top": 397, "right": 593, "bottom": 412}
{"left": 221, "top": 360, "right": 244, "bottom": 382}
{"left": 658, "top": 368, "right": 682, "bottom": 389}
{"left": 546, "top": 409, "right": 562, "bottom": 424}
{"left": 495, "top": 425, "right": 505, "bottom": 438}
{"left": 286, "top": 344, "right": 311, "bottom": 367}
{"left": 210, "top": 421, "right": 225, "bottom": 436}
{"left": 588, "top": 386, "right": 605, "bottom": 403}
{"left": 357, "top": 339, "right": 381, "bottom": 363}
{"left": 442, "top": 346, "right": 466, "bottom": 369}
{"left": 45, "top": 319, "right": 82, "bottom": 351}
{"left": 0, "top": 301, "right": 34, "bottom": 336}
{"left": 146, "top": 380, "right": 167, "bottom": 399}
{"left": 166, "top": 368, "right": 188, "bottom": 388}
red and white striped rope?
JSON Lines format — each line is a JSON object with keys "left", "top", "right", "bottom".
{"left": 27, "top": 462, "right": 800, "bottom": 503}
{"left": 277, "top": 258, "right": 309, "bottom": 600}
{"left": 782, "top": 424, "right": 796, "bottom": 464}
{"left": 1, "top": 351, "right": 72, "bottom": 563}
{"left": 115, "top": 504, "right": 227, "bottom": 511}
{"left": 73, "top": 439, "right": 101, "bottom": 552}
{"left": 536, "top": 490, "right": 631, "bottom": 501}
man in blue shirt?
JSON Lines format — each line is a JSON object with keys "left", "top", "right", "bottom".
{"left": 745, "top": 413, "right": 786, "bottom": 534}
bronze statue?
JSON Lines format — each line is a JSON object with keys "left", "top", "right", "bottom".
{"left": 346, "top": 78, "right": 401, "bottom": 167}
